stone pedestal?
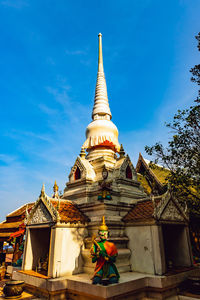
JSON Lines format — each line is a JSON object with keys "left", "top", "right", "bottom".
{"left": 78, "top": 201, "right": 133, "bottom": 274}
{"left": 12, "top": 268, "right": 200, "bottom": 300}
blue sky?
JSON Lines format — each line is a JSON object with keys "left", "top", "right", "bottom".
{"left": 0, "top": 0, "right": 199, "bottom": 221}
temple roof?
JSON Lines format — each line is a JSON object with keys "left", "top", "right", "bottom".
{"left": 0, "top": 203, "right": 34, "bottom": 242}
{"left": 7, "top": 203, "right": 34, "bottom": 219}
{"left": 136, "top": 153, "right": 170, "bottom": 195}
{"left": 0, "top": 221, "right": 23, "bottom": 229}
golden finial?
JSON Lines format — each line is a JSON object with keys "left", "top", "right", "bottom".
{"left": 119, "top": 144, "right": 125, "bottom": 158}
{"left": 53, "top": 180, "right": 59, "bottom": 192}
{"left": 80, "top": 147, "right": 86, "bottom": 158}
{"left": 99, "top": 216, "right": 108, "bottom": 231}
{"left": 40, "top": 183, "right": 45, "bottom": 196}
{"left": 53, "top": 180, "right": 59, "bottom": 198}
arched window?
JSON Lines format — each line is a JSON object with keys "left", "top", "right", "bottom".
{"left": 126, "top": 165, "right": 132, "bottom": 179}
{"left": 74, "top": 166, "right": 81, "bottom": 180}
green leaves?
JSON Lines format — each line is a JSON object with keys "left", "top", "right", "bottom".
{"left": 145, "top": 33, "right": 200, "bottom": 216}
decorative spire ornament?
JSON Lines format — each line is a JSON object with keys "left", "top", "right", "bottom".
{"left": 40, "top": 184, "right": 45, "bottom": 196}
{"left": 92, "top": 33, "right": 112, "bottom": 120}
{"left": 82, "top": 34, "right": 120, "bottom": 153}
{"left": 119, "top": 144, "right": 125, "bottom": 158}
{"left": 53, "top": 180, "right": 59, "bottom": 198}
{"left": 80, "top": 147, "right": 86, "bottom": 158}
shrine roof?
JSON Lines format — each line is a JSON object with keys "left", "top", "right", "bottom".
{"left": 136, "top": 153, "right": 170, "bottom": 195}
{"left": 148, "top": 164, "right": 170, "bottom": 185}
{"left": 123, "top": 197, "right": 161, "bottom": 222}
{"left": 7, "top": 203, "right": 34, "bottom": 218}
{"left": 0, "top": 231, "right": 15, "bottom": 242}
{"left": 0, "top": 221, "right": 22, "bottom": 229}
{"left": 0, "top": 203, "right": 33, "bottom": 241}
{"left": 137, "top": 173, "right": 152, "bottom": 195}
{"left": 51, "top": 200, "right": 89, "bottom": 224}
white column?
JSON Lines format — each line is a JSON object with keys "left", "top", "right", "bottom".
{"left": 22, "top": 228, "right": 33, "bottom": 270}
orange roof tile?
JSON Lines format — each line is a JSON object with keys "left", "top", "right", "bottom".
{"left": 51, "top": 200, "right": 89, "bottom": 224}
{"left": 123, "top": 198, "right": 161, "bottom": 222}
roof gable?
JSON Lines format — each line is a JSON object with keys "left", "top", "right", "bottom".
{"left": 69, "top": 156, "right": 96, "bottom": 182}
{"left": 25, "top": 187, "right": 59, "bottom": 225}
{"left": 154, "top": 190, "right": 188, "bottom": 222}
{"left": 113, "top": 155, "right": 137, "bottom": 180}
{"left": 123, "top": 189, "right": 188, "bottom": 224}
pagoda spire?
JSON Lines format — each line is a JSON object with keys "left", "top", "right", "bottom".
{"left": 82, "top": 34, "right": 120, "bottom": 153}
{"left": 92, "top": 33, "right": 112, "bottom": 120}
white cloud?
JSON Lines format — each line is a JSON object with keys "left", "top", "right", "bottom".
{"left": 0, "top": 154, "right": 17, "bottom": 164}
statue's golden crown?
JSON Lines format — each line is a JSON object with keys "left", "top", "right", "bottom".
{"left": 99, "top": 216, "right": 108, "bottom": 231}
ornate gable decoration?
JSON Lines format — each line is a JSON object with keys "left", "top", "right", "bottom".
{"left": 154, "top": 189, "right": 188, "bottom": 222}
{"left": 69, "top": 156, "right": 95, "bottom": 182}
{"left": 119, "top": 155, "right": 137, "bottom": 180}
{"left": 69, "top": 157, "right": 86, "bottom": 182}
{"left": 25, "top": 185, "right": 60, "bottom": 225}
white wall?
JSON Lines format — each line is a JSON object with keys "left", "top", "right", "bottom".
{"left": 48, "top": 226, "right": 87, "bottom": 278}
{"left": 125, "top": 225, "right": 155, "bottom": 274}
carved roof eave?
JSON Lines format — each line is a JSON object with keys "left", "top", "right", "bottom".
{"left": 25, "top": 193, "right": 60, "bottom": 226}
{"left": 125, "top": 218, "right": 188, "bottom": 226}
{"left": 55, "top": 220, "right": 88, "bottom": 228}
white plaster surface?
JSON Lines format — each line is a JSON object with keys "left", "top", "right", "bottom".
{"left": 49, "top": 226, "right": 86, "bottom": 278}
{"left": 126, "top": 226, "right": 155, "bottom": 274}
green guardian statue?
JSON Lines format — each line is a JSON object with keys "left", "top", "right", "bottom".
{"left": 90, "top": 216, "right": 119, "bottom": 285}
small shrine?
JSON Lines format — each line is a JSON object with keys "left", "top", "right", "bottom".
{"left": 23, "top": 183, "right": 88, "bottom": 278}
{"left": 10, "top": 34, "right": 198, "bottom": 300}
{"left": 123, "top": 189, "right": 192, "bottom": 275}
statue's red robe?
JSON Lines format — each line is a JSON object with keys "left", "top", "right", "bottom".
{"left": 93, "top": 240, "right": 118, "bottom": 278}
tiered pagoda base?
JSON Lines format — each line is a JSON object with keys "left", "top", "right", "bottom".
{"left": 12, "top": 268, "right": 200, "bottom": 300}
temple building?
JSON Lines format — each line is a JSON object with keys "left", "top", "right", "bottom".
{"left": 9, "top": 34, "right": 198, "bottom": 299}
{"left": 0, "top": 203, "right": 33, "bottom": 268}
{"left": 136, "top": 153, "right": 170, "bottom": 196}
